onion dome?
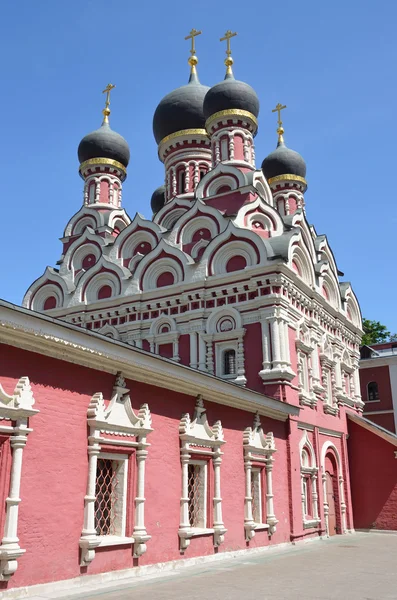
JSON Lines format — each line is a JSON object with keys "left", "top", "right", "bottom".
{"left": 153, "top": 69, "right": 209, "bottom": 145}
{"left": 153, "top": 30, "right": 209, "bottom": 146}
{"left": 262, "top": 104, "right": 306, "bottom": 187}
{"left": 261, "top": 139, "right": 306, "bottom": 180}
{"left": 151, "top": 185, "right": 166, "bottom": 214}
{"left": 203, "top": 31, "right": 259, "bottom": 124}
{"left": 78, "top": 84, "right": 130, "bottom": 171}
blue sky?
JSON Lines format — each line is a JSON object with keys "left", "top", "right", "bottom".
{"left": 0, "top": 0, "right": 395, "bottom": 331}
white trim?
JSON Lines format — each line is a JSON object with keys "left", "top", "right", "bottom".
{"left": 179, "top": 396, "right": 226, "bottom": 551}
{"left": 79, "top": 372, "right": 153, "bottom": 565}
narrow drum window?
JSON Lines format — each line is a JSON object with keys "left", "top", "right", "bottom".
{"left": 367, "top": 381, "right": 379, "bottom": 401}
{"left": 187, "top": 462, "right": 206, "bottom": 528}
{"left": 178, "top": 169, "right": 186, "bottom": 194}
{"left": 95, "top": 457, "right": 125, "bottom": 536}
{"left": 223, "top": 349, "right": 236, "bottom": 376}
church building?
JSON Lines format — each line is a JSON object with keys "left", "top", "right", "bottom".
{"left": 1, "top": 30, "right": 393, "bottom": 598}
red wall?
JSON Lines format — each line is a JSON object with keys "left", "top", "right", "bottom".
{"left": 348, "top": 419, "right": 397, "bottom": 530}
{"left": 360, "top": 365, "right": 392, "bottom": 410}
{"left": 0, "top": 343, "right": 291, "bottom": 591}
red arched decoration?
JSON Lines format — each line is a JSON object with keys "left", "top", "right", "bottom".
{"left": 98, "top": 285, "right": 112, "bottom": 300}
{"left": 43, "top": 296, "right": 57, "bottom": 310}
{"left": 217, "top": 186, "right": 231, "bottom": 194}
{"left": 82, "top": 254, "right": 96, "bottom": 270}
{"left": 157, "top": 272, "right": 175, "bottom": 288}
{"left": 226, "top": 255, "right": 247, "bottom": 273}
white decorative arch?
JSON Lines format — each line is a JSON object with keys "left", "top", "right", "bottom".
{"left": 97, "top": 323, "right": 121, "bottom": 340}
{"left": 205, "top": 175, "right": 239, "bottom": 197}
{"left": 141, "top": 258, "right": 183, "bottom": 291}
{"left": 63, "top": 207, "right": 102, "bottom": 237}
{"left": 181, "top": 216, "right": 220, "bottom": 246}
{"left": 196, "top": 163, "right": 247, "bottom": 200}
{"left": 299, "top": 431, "right": 320, "bottom": 529}
{"left": 320, "top": 441, "right": 347, "bottom": 535}
{"left": 24, "top": 268, "right": 74, "bottom": 311}
{"left": 84, "top": 272, "right": 121, "bottom": 303}
{"left": 70, "top": 243, "right": 102, "bottom": 276}
{"left": 118, "top": 230, "right": 158, "bottom": 261}
{"left": 290, "top": 244, "right": 315, "bottom": 287}
{"left": 161, "top": 208, "right": 188, "bottom": 230}
{"left": 206, "top": 306, "right": 243, "bottom": 335}
{"left": 322, "top": 273, "right": 341, "bottom": 309}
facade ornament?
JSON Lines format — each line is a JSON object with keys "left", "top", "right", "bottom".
{"left": 0, "top": 377, "right": 39, "bottom": 581}
{"left": 80, "top": 372, "right": 153, "bottom": 565}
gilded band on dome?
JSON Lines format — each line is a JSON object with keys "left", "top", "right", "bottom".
{"left": 205, "top": 109, "right": 258, "bottom": 132}
{"left": 267, "top": 174, "right": 307, "bottom": 186}
{"left": 159, "top": 128, "right": 209, "bottom": 147}
{"left": 79, "top": 157, "right": 127, "bottom": 175}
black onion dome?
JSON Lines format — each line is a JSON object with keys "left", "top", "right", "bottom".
{"left": 153, "top": 73, "right": 210, "bottom": 145}
{"left": 261, "top": 140, "right": 306, "bottom": 180}
{"left": 203, "top": 73, "right": 260, "bottom": 121}
{"left": 151, "top": 185, "right": 166, "bottom": 214}
{"left": 78, "top": 122, "right": 130, "bottom": 168}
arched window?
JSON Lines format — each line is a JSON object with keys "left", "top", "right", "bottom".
{"left": 367, "top": 381, "right": 379, "bottom": 402}
{"left": 223, "top": 349, "right": 236, "bottom": 376}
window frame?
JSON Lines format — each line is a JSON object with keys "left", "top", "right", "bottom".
{"left": 187, "top": 458, "right": 208, "bottom": 530}
{"left": 367, "top": 381, "right": 380, "bottom": 402}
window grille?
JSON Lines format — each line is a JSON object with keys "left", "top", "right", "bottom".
{"left": 251, "top": 469, "right": 262, "bottom": 524}
{"left": 223, "top": 349, "right": 236, "bottom": 376}
{"left": 95, "top": 458, "right": 120, "bottom": 536}
{"left": 187, "top": 463, "right": 206, "bottom": 528}
{"left": 368, "top": 381, "right": 379, "bottom": 401}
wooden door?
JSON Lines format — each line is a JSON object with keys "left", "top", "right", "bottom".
{"left": 326, "top": 471, "right": 337, "bottom": 535}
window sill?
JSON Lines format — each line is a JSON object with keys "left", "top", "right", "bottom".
{"left": 189, "top": 527, "right": 214, "bottom": 537}
{"left": 97, "top": 536, "right": 134, "bottom": 548}
{"left": 303, "top": 519, "right": 321, "bottom": 529}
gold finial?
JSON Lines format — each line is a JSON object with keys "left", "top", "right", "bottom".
{"left": 272, "top": 102, "right": 287, "bottom": 143}
{"left": 220, "top": 30, "right": 237, "bottom": 75}
{"left": 102, "top": 83, "right": 115, "bottom": 124}
{"left": 185, "top": 28, "right": 202, "bottom": 75}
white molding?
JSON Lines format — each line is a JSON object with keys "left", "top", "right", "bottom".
{"left": 243, "top": 413, "right": 278, "bottom": 541}
{"left": 80, "top": 372, "right": 153, "bottom": 565}
{"left": 179, "top": 396, "right": 226, "bottom": 550}
{"left": 0, "top": 377, "right": 38, "bottom": 581}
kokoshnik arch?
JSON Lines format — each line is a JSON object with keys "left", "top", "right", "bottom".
{"left": 1, "top": 29, "right": 389, "bottom": 598}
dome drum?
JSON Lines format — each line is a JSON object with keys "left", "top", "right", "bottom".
{"left": 158, "top": 129, "right": 210, "bottom": 163}
{"left": 79, "top": 158, "right": 127, "bottom": 181}
{"left": 204, "top": 109, "right": 258, "bottom": 137}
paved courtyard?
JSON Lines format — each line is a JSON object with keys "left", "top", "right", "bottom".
{"left": 45, "top": 533, "right": 397, "bottom": 600}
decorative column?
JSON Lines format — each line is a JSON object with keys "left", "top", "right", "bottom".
{"left": 339, "top": 474, "right": 347, "bottom": 534}
{"left": 322, "top": 472, "right": 329, "bottom": 535}
{"left": 133, "top": 439, "right": 151, "bottom": 557}
{"left": 178, "top": 443, "right": 191, "bottom": 550}
{"left": 312, "top": 471, "right": 319, "bottom": 520}
{"left": 80, "top": 430, "right": 101, "bottom": 566}
{"left": 235, "top": 334, "right": 247, "bottom": 386}
{"left": 190, "top": 332, "right": 198, "bottom": 369}
{"left": 270, "top": 317, "right": 282, "bottom": 369}
{"left": 261, "top": 319, "right": 271, "bottom": 373}
{"left": 244, "top": 456, "right": 254, "bottom": 539}
{"left": 205, "top": 337, "right": 214, "bottom": 374}
{"left": 198, "top": 333, "right": 207, "bottom": 371}
{"left": 265, "top": 456, "right": 277, "bottom": 534}
{"left": 213, "top": 447, "right": 226, "bottom": 546}
{"left": 0, "top": 377, "right": 38, "bottom": 581}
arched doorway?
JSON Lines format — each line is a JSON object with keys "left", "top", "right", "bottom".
{"left": 321, "top": 443, "right": 347, "bottom": 536}
{"left": 325, "top": 458, "right": 337, "bottom": 536}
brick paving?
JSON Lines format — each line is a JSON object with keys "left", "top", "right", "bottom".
{"left": 51, "top": 533, "right": 397, "bottom": 600}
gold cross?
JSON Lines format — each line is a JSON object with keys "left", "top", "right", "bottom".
{"left": 185, "top": 28, "right": 202, "bottom": 55}
{"left": 102, "top": 83, "right": 115, "bottom": 109}
{"left": 272, "top": 103, "right": 287, "bottom": 127}
{"left": 220, "top": 30, "right": 237, "bottom": 56}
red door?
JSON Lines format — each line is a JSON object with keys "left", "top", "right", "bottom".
{"left": 326, "top": 471, "right": 337, "bottom": 535}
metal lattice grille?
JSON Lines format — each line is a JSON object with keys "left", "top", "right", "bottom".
{"left": 251, "top": 470, "right": 261, "bottom": 523}
{"left": 95, "top": 458, "right": 120, "bottom": 536}
{"left": 188, "top": 463, "right": 205, "bottom": 527}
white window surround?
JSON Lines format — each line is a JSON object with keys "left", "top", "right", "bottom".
{"left": 320, "top": 442, "right": 347, "bottom": 536}
{"left": 296, "top": 323, "right": 316, "bottom": 408}
{"left": 179, "top": 396, "right": 226, "bottom": 551}
{"left": 146, "top": 317, "right": 180, "bottom": 361}
{"left": 299, "top": 431, "right": 320, "bottom": 529}
{"left": 243, "top": 413, "right": 278, "bottom": 541}
{"left": 0, "top": 377, "right": 39, "bottom": 581}
{"left": 80, "top": 372, "right": 153, "bottom": 565}
{"left": 204, "top": 309, "right": 247, "bottom": 385}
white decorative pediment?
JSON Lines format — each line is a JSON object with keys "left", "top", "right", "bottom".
{"left": 243, "top": 413, "right": 276, "bottom": 455}
{"left": 0, "top": 377, "right": 38, "bottom": 419}
{"left": 87, "top": 372, "right": 152, "bottom": 436}
{"left": 179, "top": 396, "right": 224, "bottom": 447}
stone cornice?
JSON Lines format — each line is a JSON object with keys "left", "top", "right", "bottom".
{"left": 0, "top": 301, "right": 299, "bottom": 422}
